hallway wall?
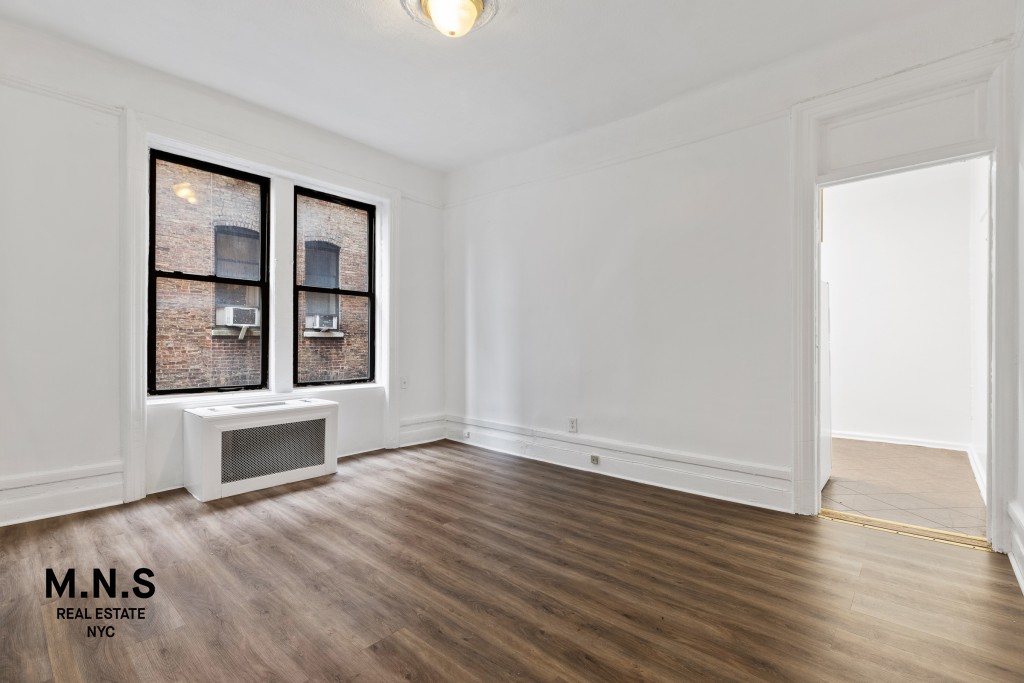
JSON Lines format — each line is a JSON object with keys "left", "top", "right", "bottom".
{"left": 821, "top": 159, "right": 988, "bottom": 452}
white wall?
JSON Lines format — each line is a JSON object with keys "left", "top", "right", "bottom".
{"left": 820, "top": 159, "right": 987, "bottom": 452}
{"left": 0, "top": 82, "right": 124, "bottom": 522}
{"left": 443, "top": 8, "right": 1015, "bottom": 513}
{"left": 1009, "top": 7, "right": 1024, "bottom": 593}
{"left": 445, "top": 117, "right": 796, "bottom": 509}
{"left": 0, "top": 18, "right": 446, "bottom": 522}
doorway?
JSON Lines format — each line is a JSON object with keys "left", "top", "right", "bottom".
{"left": 817, "top": 157, "right": 990, "bottom": 544}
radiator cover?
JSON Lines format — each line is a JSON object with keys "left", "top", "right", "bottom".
{"left": 183, "top": 398, "right": 338, "bottom": 501}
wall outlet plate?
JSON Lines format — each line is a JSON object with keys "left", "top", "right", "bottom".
{"left": 569, "top": 417, "right": 578, "bottom": 433}
{"left": 590, "top": 455, "right": 599, "bottom": 465}
{"left": 463, "top": 429, "right": 471, "bottom": 438}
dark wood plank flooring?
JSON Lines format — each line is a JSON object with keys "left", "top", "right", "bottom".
{"left": 2, "top": 440, "right": 1023, "bottom": 681}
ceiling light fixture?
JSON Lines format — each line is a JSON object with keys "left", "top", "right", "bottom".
{"left": 401, "top": 0, "right": 498, "bottom": 38}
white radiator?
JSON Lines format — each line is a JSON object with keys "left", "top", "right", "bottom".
{"left": 183, "top": 398, "right": 338, "bottom": 501}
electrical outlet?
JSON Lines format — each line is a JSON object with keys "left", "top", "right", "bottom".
{"left": 400, "top": 376, "right": 408, "bottom": 389}
{"left": 590, "top": 455, "right": 600, "bottom": 465}
{"left": 568, "top": 417, "right": 578, "bottom": 433}
{"left": 463, "top": 429, "right": 471, "bottom": 439}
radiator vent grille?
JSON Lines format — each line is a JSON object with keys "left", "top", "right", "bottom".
{"left": 221, "top": 419, "right": 326, "bottom": 483}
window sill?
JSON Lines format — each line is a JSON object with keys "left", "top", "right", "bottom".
{"left": 212, "top": 326, "right": 261, "bottom": 337}
{"left": 147, "top": 389, "right": 276, "bottom": 406}
{"left": 302, "top": 330, "right": 345, "bottom": 338}
{"left": 147, "top": 382, "right": 382, "bottom": 407}
{"left": 290, "top": 383, "right": 380, "bottom": 396}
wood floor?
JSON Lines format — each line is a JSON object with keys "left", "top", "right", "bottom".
{"left": 823, "top": 438, "right": 987, "bottom": 537}
{"left": 3, "top": 441, "right": 1023, "bottom": 682}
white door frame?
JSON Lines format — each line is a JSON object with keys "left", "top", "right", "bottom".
{"left": 791, "top": 45, "right": 1017, "bottom": 552}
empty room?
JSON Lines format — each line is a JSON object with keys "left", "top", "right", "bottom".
{"left": 820, "top": 159, "right": 992, "bottom": 542}
{"left": 2, "top": 1, "right": 1024, "bottom": 681}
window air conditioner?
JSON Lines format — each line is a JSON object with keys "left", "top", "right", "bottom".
{"left": 183, "top": 398, "right": 338, "bottom": 501}
{"left": 217, "top": 306, "right": 260, "bottom": 327}
{"left": 305, "top": 314, "right": 338, "bottom": 331}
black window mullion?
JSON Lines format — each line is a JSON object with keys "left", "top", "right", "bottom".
{"left": 295, "top": 285, "right": 371, "bottom": 298}
{"left": 154, "top": 271, "right": 264, "bottom": 288}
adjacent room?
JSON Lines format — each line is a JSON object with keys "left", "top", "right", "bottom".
{"left": 819, "top": 158, "right": 991, "bottom": 543}
{"left": 2, "top": 1, "right": 1024, "bottom": 681}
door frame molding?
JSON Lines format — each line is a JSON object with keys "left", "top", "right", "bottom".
{"left": 791, "top": 44, "right": 1017, "bottom": 552}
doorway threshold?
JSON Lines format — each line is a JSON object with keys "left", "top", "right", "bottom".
{"left": 819, "top": 508, "right": 991, "bottom": 551}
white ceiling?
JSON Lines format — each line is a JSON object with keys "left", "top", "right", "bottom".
{"left": 0, "top": 1, "right": 1015, "bottom": 170}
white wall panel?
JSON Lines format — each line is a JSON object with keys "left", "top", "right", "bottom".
{"left": 0, "top": 86, "right": 121, "bottom": 477}
{"left": 445, "top": 117, "right": 797, "bottom": 504}
{"left": 820, "top": 85, "right": 989, "bottom": 176}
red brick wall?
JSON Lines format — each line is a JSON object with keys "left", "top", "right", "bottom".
{"left": 153, "top": 159, "right": 263, "bottom": 391}
{"left": 152, "top": 159, "right": 374, "bottom": 391}
{"left": 296, "top": 295, "right": 370, "bottom": 383}
{"left": 295, "top": 194, "right": 371, "bottom": 383}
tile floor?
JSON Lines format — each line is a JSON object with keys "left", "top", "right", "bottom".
{"left": 822, "top": 438, "right": 986, "bottom": 537}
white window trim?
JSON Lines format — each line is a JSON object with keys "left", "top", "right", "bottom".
{"left": 122, "top": 113, "right": 402, "bottom": 501}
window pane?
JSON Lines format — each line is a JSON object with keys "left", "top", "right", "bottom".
{"left": 296, "top": 193, "right": 369, "bottom": 292}
{"left": 154, "top": 158, "right": 263, "bottom": 277}
{"left": 305, "top": 241, "right": 339, "bottom": 289}
{"left": 154, "top": 278, "right": 262, "bottom": 391}
{"left": 306, "top": 291, "right": 337, "bottom": 317}
{"left": 296, "top": 292, "right": 369, "bottom": 383}
{"left": 215, "top": 226, "right": 260, "bottom": 280}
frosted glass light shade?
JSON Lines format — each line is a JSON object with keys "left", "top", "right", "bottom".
{"left": 424, "top": 0, "right": 481, "bottom": 37}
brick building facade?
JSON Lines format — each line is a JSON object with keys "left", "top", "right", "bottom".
{"left": 152, "top": 157, "right": 370, "bottom": 392}
{"left": 295, "top": 192, "right": 371, "bottom": 384}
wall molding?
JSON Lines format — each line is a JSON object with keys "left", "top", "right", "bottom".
{"left": 1008, "top": 502, "right": 1024, "bottom": 595}
{"left": 445, "top": 110, "right": 789, "bottom": 209}
{"left": 121, "top": 108, "right": 148, "bottom": 503}
{"left": 398, "top": 414, "right": 447, "bottom": 447}
{"left": 445, "top": 416, "right": 792, "bottom": 512}
{"left": 1015, "top": 2, "right": 1024, "bottom": 49}
{"left": 967, "top": 446, "right": 989, "bottom": 505}
{"left": 0, "top": 460, "right": 123, "bottom": 491}
{"left": 0, "top": 462, "right": 124, "bottom": 527}
{"left": 446, "top": 41, "right": 1013, "bottom": 208}
{"left": 1009, "top": 548, "right": 1024, "bottom": 598}
{"left": 0, "top": 71, "right": 122, "bottom": 115}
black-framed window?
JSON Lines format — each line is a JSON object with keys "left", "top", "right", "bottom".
{"left": 149, "top": 150, "right": 270, "bottom": 395}
{"left": 294, "top": 186, "right": 375, "bottom": 385}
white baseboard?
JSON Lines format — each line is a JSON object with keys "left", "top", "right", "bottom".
{"left": 831, "top": 431, "right": 971, "bottom": 453}
{"left": 966, "top": 446, "right": 988, "bottom": 504}
{"left": 0, "top": 461, "right": 124, "bottom": 527}
{"left": 445, "top": 415, "right": 793, "bottom": 512}
{"left": 398, "top": 414, "right": 447, "bottom": 447}
{"left": 336, "top": 443, "right": 385, "bottom": 459}
{"left": 1009, "top": 552, "right": 1024, "bottom": 598}
{"left": 1008, "top": 502, "right": 1024, "bottom": 596}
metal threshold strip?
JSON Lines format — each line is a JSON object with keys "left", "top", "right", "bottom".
{"left": 819, "top": 508, "right": 992, "bottom": 552}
